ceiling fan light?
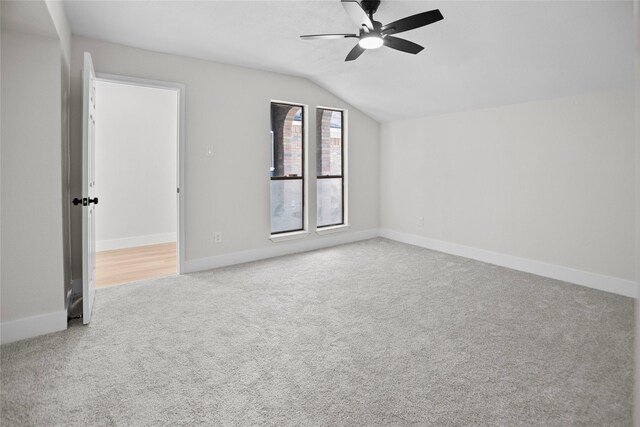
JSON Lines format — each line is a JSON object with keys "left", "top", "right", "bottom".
{"left": 359, "top": 35, "right": 383, "bottom": 49}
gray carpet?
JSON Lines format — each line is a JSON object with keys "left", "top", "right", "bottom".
{"left": 1, "top": 238, "right": 634, "bottom": 426}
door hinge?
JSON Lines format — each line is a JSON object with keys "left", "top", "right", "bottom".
{"left": 177, "top": 187, "right": 180, "bottom": 194}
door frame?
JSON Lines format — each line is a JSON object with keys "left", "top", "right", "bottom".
{"left": 95, "top": 72, "right": 186, "bottom": 274}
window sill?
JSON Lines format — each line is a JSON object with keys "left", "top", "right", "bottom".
{"left": 270, "top": 230, "right": 309, "bottom": 243}
{"left": 316, "top": 224, "right": 350, "bottom": 235}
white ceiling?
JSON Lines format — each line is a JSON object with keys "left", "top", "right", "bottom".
{"left": 64, "top": 0, "right": 634, "bottom": 122}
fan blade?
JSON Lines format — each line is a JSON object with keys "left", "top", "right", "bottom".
{"left": 383, "top": 36, "right": 424, "bottom": 54}
{"left": 301, "top": 34, "right": 358, "bottom": 40}
{"left": 381, "top": 9, "right": 443, "bottom": 36}
{"left": 342, "top": 0, "right": 374, "bottom": 30}
{"left": 345, "top": 43, "right": 366, "bottom": 61}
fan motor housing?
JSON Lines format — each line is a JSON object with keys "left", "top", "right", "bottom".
{"left": 361, "top": 0, "right": 381, "bottom": 15}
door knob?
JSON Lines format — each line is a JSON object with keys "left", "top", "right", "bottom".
{"left": 72, "top": 197, "right": 98, "bottom": 206}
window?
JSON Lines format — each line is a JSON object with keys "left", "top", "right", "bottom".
{"left": 316, "top": 108, "right": 344, "bottom": 228}
{"left": 270, "top": 102, "right": 305, "bottom": 234}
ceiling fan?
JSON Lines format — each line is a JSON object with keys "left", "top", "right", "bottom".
{"left": 300, "top": 0, "right": 443, "bottom": 62}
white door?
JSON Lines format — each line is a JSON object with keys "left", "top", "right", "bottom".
{"left": 82, "top": 52, "right": 97, "bottom": 324}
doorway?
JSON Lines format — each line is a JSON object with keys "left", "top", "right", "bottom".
{"left": 93, "top": 75, "right": 185, "bottom": 288}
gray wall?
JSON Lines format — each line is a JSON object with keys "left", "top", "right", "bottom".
{"left": 380, "top": 88, "right": 635, "bottom": 282}
{"left": 69, "top": 36, "right": 380, "bottom": 279}
{"left": 1, "top": 0, "right": 70, "bottom": 338}
{"left": 1, "top": 29, "right": 64, "bottom": 322}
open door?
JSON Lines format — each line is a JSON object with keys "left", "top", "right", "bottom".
{"left": 82, "top": 52, "right": 97, "bottom": 324}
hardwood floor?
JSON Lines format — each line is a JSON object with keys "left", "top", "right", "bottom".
{"left": 96, "top": 242, "right": 177, "bottom": 288}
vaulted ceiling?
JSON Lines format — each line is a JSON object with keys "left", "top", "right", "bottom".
{"left": 64, "top": 1, "right": 634, "bottom": 122}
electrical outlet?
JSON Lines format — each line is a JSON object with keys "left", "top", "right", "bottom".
{"left": 214, "top": 232, "right": 222, "bottom": 243}
{"left": 418, "top": 217, "right": 424, "bottom": 227}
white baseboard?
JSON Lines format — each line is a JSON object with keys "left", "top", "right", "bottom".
{"left": 1, "top": 310, "right": 68, "bottom": 345}
{"left": 96, "top": 232, "right": 177, "bottom": 251}
{"left": 184, "top": 228, "right": 379, "bottom": 273}
{"left": 4, "top": 228, "right": 633, "bottom": 345}
{"left": 379, "top": 229, "right": 637, "bottom": 299}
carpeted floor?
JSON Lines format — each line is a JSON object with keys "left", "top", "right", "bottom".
{"left": 0, "top": 238, "right": 634, "bottom": 426}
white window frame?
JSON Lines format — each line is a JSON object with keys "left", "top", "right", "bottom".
{"left": 316, "top": 106, "right": 349, "bottom": 234}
